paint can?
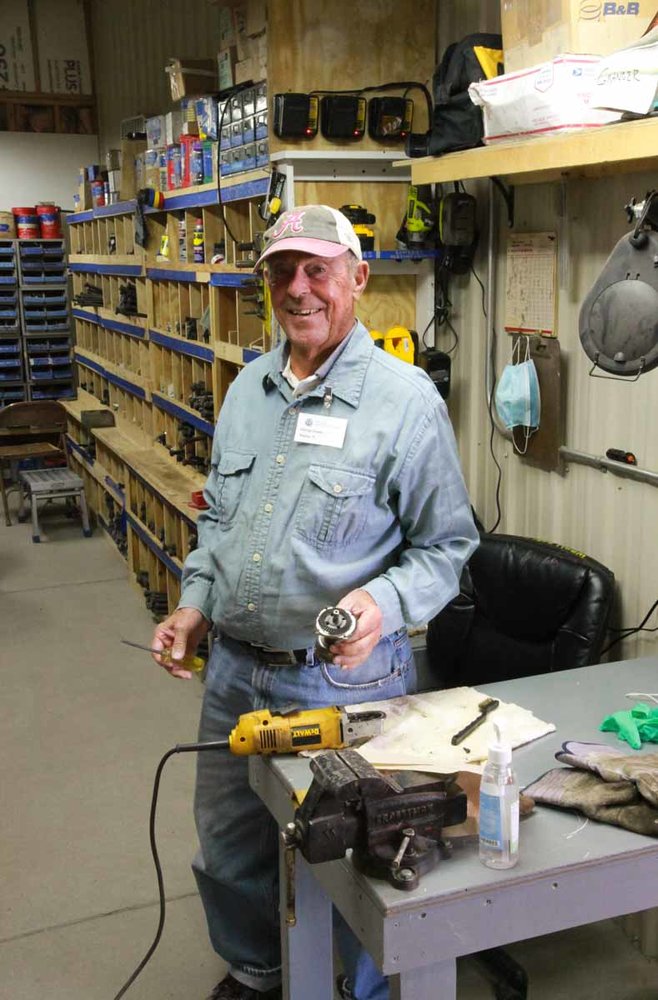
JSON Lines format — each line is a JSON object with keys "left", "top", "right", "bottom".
{"left": 12, "top": 207, "right": 40, "bottom": 239}
{"left": 0, "top": 211, "right": 16, "bottom": 237}
{"left": 36, "top": 203, "right": 62, "bottom": 239}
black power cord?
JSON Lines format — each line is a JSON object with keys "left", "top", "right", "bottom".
{"left": 308, "top": 80, "right": 433, "bottom": 128}
{"left": 601, "top": 598, "right": 658, "bottom": 657}
{"left": 470, "top": 262, "right": 503, "bottom": 534}
{"left": 112, "top": 739, "right": 229, "bottom": 1000}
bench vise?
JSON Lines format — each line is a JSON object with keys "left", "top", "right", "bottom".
{"left": 282, "top": 748, "right": 466, "bottom": 922}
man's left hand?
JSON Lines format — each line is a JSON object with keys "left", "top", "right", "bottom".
{"left": 330, "top": 589, "right": 382, "bottom": 669}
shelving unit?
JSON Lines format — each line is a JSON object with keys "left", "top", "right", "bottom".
{"left": 61, "top": 0, "right": 440, "bottom": 618}
{"left": 0, "top": 238, "right": 74, "bottom": 405}
{"left": 405, "top": 117, "right": 658, "bottom": 187}
{"left": 66, "top": 159, "right": 437, "bottom": 611}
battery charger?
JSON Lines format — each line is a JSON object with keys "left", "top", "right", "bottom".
{"left": 273, "top": 93, "right": 319, "bottom": 138}
{"left": 367, "top": 97, "right": 413, "bottom": 141}
{"left": 320, "top": 95, "right": 366, "bottom": 139}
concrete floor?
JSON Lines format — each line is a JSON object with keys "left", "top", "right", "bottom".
{"left": 1, "top": 495, "right": 657, "bottom": 1000}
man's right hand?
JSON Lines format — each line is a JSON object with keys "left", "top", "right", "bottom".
{"left": 151, "top": 606, "right": 211, "bottom": 680}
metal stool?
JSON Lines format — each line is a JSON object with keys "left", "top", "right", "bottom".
{"left": 18, "top": 468, "right": 92, "bottom": 543}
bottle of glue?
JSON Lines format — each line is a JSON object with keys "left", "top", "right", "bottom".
{"left": 478, "top": 721, "right": 519, "bottom": 869}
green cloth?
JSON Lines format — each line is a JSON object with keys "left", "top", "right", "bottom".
{"left": 599, "top": 702, "right": 658, "bottom": 750}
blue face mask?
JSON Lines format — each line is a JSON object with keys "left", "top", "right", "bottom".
{"left": 495, "top": 358, "right": 541, "bottom": 432}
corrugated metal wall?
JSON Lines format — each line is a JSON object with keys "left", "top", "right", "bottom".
{"left": 450, "top": 175, "right": 658, "bottom": 662}
{"left": 89, "top": 0, "right": 223, "bottom": 151}
{"left": 88, "top": 0, "right": 657, "bottom": 661}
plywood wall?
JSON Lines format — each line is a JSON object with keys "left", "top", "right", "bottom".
{"left": 268, "top": 0, "right": 437, "bottom": 152}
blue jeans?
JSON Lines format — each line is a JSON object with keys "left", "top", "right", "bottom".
{"left": 192, "top": 630, "right": 416, "bottom": 998}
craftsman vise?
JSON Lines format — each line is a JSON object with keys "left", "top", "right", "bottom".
{"left": 282, "top": 748, "right": 466, "bottom": 920}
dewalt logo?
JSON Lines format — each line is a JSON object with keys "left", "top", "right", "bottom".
{"left": 291, "top": 725, "right": 322, "bottom": 747}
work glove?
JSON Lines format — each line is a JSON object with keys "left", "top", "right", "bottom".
{"left": 599, "top": 702, "right": 658, "bottom": 750}
{"left": 524, "top": 768, "right": 658, "bottom": 837}
{"left": 555, "top": 741, "right": 658, "bottom": 808}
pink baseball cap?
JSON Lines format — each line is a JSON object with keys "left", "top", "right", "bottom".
{"left": 255, "top": 204, "right": 362, "bottom": 267}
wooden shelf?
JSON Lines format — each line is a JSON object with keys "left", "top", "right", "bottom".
{"left": 404, "top": 117, "right": 658, "bottom": 187}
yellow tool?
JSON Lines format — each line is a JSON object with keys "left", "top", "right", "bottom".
{"left": 121, "top": 639, "right": 206, "bottom": 673}
{"left": 370, "top": 325, "right": 415, "bottom": 364}
{"left": 228, "top": 705, "right": 385, "bottom": 756}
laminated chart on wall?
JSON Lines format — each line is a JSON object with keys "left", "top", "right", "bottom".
{"left": 505, "top": 231, "right": 557, "bottom": 338}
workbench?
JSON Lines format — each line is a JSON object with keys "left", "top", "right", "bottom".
{"left": 249, "top": 656, "right": 658, "bottom": 1000}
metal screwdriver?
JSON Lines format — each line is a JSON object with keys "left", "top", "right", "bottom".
{"left": 121, "top": 639, "right": 206, "bottom": 672}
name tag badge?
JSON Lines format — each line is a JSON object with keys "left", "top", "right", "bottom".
{"left": 294, "top": 412, "right": 347, "bottom": 449}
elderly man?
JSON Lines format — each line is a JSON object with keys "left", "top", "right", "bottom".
{"left": 152, "top": 205, "right": 478, "bottom": 1000}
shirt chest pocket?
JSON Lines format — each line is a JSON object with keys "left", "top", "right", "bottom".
{"left": 294, "top": 464, "right": 376, "bottom": 549}
{"left": 215, "top": 451, "right": 256, "bottom": 528}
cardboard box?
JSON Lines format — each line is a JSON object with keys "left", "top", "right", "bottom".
{"left": 502, "top": 0, "right": 655, "bottom": 73}
{"left": 34, "top": 0, "right": 92, "bottom": 94}
{"left": 165, "top": 57, "right": 217, "bottom": 101}
{"left": 235, "top": 56, "right": 266, "bottom": 86}
{"left": 218, "top": 46, "right": 238, "bottom": 91}
{"left": 119, "top": 138, "right": 147, "bottom": 200}
{"left": 219, "top": 4, "right": 237, "bottom": 47}
{"left": 0, "top": 0, "right": 36, "bottom": 90}
{"left": 246, "top": 0, "right": 267, "bottom": 38}
{"left": 165, "top": 109, "right": 185, "bottom": 145}
{"left": 592, "top": 26, "right": 658, "bottom": 114}
{"left": 146, "top": 115, "right": 166, "bottom": 148}
{"left": 77, "top": 167, "right": 93, "bottom": 210}
{"left": 469, "top": 55, "right": 620, "bottom": 143}
{"left": 195, "top": 95, "right": 218, "bottom": 139}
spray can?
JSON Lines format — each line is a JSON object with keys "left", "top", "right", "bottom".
{"left": 178, "top": 215, "right": 187, "bottom": 263}
{"left": 193, "top": 220, "right": 204, "bottom": 264}
{"left": 478, "top": 722, "right": 519, "bottom": 869}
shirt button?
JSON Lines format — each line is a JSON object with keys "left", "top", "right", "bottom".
{"left": 264, "top": 502, "right": 273, "bottom": 513}
{"left": 333, "top": 483, "right": 343, "bottom": 494}
{"left": 276, "top": 454, "right": 285, "bottom": 465}
{"left": 247, "top": 602, "right": 256, "bottom": 612}
{"left": 252, "top": 552, "right": 262, "bottom": 562}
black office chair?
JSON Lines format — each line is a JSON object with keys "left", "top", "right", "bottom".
{"left": 426, "top": 532, "right": 615, "bottom": 691}
{"left": 425, "top": 531, "right": 616, "bottom": 1000}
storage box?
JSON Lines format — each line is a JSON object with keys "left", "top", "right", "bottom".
{"left": 77, "top": 167, "right": 93, "bottom": 210}
{"left": 34, "top": 0, "right": 92, "bottom": 94}
{"left": 245, "top": 0, "right": 267, "bottom": 39}
{"left": 501, "top": 0, "right": 654, "bottom": 73}
{"left": 592, "top": 27, "right": 658, "bottom": 114}
{"left": 165, "top": 109, "right": 185, "bottom": 145}
{"left": 146, "top": 115, "right": 166, "bottom": 148}
{"left": 468, "top": 55, "right": 620, "bottom": 143}
{"left": 0, "top": 0, "right": 36, "bottom": 90}
{"left": 165, "top": 57, "right": 217, "bottom": 101}
{"left": 218, "top": 46, "right": 238, "bottom": 91}
{"left": 195, "top": 95, "right": 219, "bottom": 140}
{"left": 119, "top": 138, "right": 147, "bottom": 200}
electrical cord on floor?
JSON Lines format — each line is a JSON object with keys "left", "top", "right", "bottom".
{"left": 112, "top": 739, "right": 229, "bottom": 1000}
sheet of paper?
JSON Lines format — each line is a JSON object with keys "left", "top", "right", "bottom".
{"left": 505, "top": 232, "right": 557, "bottom": 338}
{"left": 351, "top": 687, "right": 555, "bottom": 775}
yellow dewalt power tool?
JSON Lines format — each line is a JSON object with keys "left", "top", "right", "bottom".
{"left": 370, "top": 325, "right": 416, "bottom": 364}
{"left": 228, "top": 705, "right": 385, "bottom": 755}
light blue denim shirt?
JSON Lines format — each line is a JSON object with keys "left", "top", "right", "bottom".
{"left": 180, "top": 320, "right": 479, "bottom": 648}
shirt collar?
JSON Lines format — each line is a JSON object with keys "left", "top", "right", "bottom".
{"left": 263, "top": 320, "right": 373, "bottom": 408}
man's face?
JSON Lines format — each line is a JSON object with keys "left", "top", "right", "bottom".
{"left": 264, "top": 250, "right": 368, "bottom": 362}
